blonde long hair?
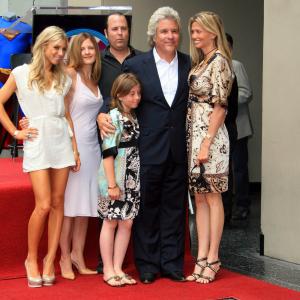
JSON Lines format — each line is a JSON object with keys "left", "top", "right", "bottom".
{"left": 28, "top": 26, "right": 68, "bottom": 93}
{"left": 67, "top": 33, "right": 101, "bottom": 83}
{"left": 188, "top": 11, "right": 232, "bottom": 68}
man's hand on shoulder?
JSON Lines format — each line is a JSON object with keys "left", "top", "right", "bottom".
{"left": 97, "top": 113, "right": 115, "bottom": 138}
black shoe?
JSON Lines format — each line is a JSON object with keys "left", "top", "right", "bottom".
{"left": 163, "top": 271, "right": 186, "bottom": 282}
{"left": 232, "top": 206, "right": 250, "bottom": 220}
{"left": 140, "top": 272, "right": 156, "bottom": 284}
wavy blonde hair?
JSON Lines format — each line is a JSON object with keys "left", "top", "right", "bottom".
{"left": 188, "top": 11, "right": 232, "bottom": 68}
{"left": 110, "top": 73, "right": 141, "bottom": 113}
{"left": 28, "top": 26, "right": 68, "bottom": 93}
{"left": 67, "top": 33, "right": 101, "bottom": 83}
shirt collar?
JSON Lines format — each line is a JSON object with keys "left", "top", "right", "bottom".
{"left": 104, "top": 45, "right": 136, "bottom": 59}
{"left": 153, "top": 47, "right": 178, "bottom": 65}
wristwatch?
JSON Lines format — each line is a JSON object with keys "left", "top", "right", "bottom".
{"left": 204, "top": 133, "right": 212, "bottom": 141}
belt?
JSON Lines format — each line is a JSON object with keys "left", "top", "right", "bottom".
{"left": 118, "top": 139, "right": 138, "bottom": 148}
{"left": 29, "top": 115, "right": 73, "bottom": 137}
{"left": 189, "top": 96, "right": 211, "bottom": 105}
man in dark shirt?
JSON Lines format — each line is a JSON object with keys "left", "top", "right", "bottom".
{"left": 99, "top": 12, "right": 142, "bottom": 112}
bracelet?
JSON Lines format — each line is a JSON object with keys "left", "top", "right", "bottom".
{"left": 204, "top": 133, "right": 213, "bottom": 141}
{"left": 13, "top": 130, "right": 19, "bottom": 138}
{"left": 108, "top": 185, "right": 118, "bottom": 189}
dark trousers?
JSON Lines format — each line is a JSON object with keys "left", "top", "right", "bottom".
{"left": 133, "top": 152, "right": 187, "bottom": 275}
{"left": 232, "top": 137, "right": 250, "bottom": 209}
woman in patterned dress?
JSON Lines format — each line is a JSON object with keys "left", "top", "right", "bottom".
{"left": 98, "top": 73, "right": 141, "bottom": 287}
{"left": 186, "top": 12, "right": 233, "bottom": 283}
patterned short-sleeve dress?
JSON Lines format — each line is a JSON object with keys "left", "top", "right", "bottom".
{"left": 186, "top": 51, "right": 233, "bottom": 194}
{"left": 98, "top": 108, "right": 140, "bottom": 220}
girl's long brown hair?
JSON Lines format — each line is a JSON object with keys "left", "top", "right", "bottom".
{"left": 110, "top": 73, "right": 141, "bottom": 113}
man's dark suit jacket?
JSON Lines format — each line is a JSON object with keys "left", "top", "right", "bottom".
{"left": 123, "top": 49, "right": 191, "bottom": 165}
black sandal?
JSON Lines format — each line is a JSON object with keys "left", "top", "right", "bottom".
{"left": 186, "top": 257, "right": 207, "bottom": 282}
{"left": 198, "top": 260, "right": 221, "bottom": 283}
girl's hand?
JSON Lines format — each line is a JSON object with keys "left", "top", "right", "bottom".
{"left": 108, "top": 185, "right": 120, "bottom": 200}
{"left": 71, "top": 152, "right": 81, "bottom": 172}
{"left": 14, "top": 128, "right": 38, "bottom": 141}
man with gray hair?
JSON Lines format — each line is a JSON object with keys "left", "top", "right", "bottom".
{"left": 123, "top": 7, "right": 190, "bottom": 284}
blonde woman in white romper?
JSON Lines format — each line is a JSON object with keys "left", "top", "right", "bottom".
{"left": 59, "top": 33, "right": 103, "bottom": 280}
{"left": 0, "top": 26, "right": 80, "bottom": 288}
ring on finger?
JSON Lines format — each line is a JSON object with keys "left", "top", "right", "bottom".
{"left": 27, "top": 133, "right": 31, "bottom": 138}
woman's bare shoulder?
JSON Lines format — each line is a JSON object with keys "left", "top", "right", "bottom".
{"left": 65, "top": 67, "right": 77, "bottom": 79}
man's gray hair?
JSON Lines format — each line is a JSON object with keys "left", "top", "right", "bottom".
{"left": 147, "top": 6, "right": 181, "bottom": 47}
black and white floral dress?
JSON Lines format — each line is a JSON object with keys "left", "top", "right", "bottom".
{"left": 186, "top": 51, "right": 233, "bottom": 194}
{"left": 98, "top": 108, "right": 140, "bottom": 220}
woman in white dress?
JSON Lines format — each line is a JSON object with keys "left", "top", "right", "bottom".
{"left": 0, "top": 26, "right": 80, "bottom": 288}
{"left": 58, "top": 33, "right": 103, "bottom": 280}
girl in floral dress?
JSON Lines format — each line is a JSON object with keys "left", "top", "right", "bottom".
{"left": 98, "top": 73, "right": 141, "bottom": 287}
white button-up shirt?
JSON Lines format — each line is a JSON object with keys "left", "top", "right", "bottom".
{"left": 153, "top": 47, "right": 178, "bottom": 107}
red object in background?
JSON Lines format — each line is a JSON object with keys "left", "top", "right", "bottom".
{"left": 0, "top": 69, "right": 23, "bottom": 151}
{"left": 0, "top": 73, "right": 12, "bottom": 149}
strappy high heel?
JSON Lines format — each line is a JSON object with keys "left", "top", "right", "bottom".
{"left": 198, "top": 260, "right": 221, "bottom": 283}
{"left": 186, "top": 257, "right": 207, "bottom": 282}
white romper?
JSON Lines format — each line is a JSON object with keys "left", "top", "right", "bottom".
{"left": 12, "top": 64, "right": 75, "bottom": 172}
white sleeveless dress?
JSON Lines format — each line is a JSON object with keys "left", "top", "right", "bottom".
{"left": 64, "top": 73, "right": 103, "bottom": 217}
{"left": 12, "top": 64, "right": 75, "bottom": 172}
